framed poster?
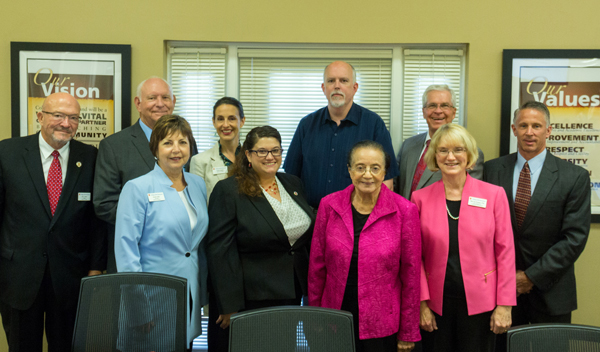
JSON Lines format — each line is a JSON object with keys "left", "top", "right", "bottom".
{"left": 11, "top": 42, "right": 131, "bottom": 147}
{"left": 501, "top": 49, "right": 600, "bottom": 221}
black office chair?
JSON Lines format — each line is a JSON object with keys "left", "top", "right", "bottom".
{"left": 507, "top": 323, "right": 600, "bottom": 352}
{"left": 228, "top": 305, "right": 355, "bottom": 352}
{"left": 71, "top": 272, "right": 188, "bottom": 352}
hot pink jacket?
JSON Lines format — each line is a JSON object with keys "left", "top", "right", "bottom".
{"left": 411, "top": 175, "right": 516, "bottom": 316}
{"left": 308, "top": 185, "right": 421, "bottom": 342}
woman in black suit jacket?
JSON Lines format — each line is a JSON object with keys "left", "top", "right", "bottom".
{"left": 206, "top": 126, "right": 314, "bottom": 349}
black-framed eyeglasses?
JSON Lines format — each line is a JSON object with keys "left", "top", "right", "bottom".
{"left": 249, "top": 148, "right": 284, "bottom": 158}
{"left": 42, "top": 111, "right": 81, "bottom": 122}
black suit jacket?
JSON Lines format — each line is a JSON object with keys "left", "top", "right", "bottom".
{"left": 206, "top": 172, "right": 315, "bottom": 314}
{"left": 0, "top": 134, "right": 106, "bottom": 310}
{"left": 484, "top": 152, "right": 590, "bottom": 315}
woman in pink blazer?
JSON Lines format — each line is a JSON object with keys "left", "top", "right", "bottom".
{"left": 411, "top": 124, "right": 516, "bottom": 352}
{"left": 309, "top": 141, "right": 421, "bottom": 352}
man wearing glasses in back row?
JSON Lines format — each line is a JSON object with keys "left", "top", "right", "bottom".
{"left": 395, "top": 84, "right": 485, "bottom": 201}
{"left": 0, "top": 92, "right": 106, "bottom": 351}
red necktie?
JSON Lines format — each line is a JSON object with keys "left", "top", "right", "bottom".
{"left": 47, "top": 150, "right": 63, "bottom": 216}
{"left": 410, "top": 140, "right": 431, "bottom": 196}
{"left": 514, "top": 162, "right": 531, "bottom": 229}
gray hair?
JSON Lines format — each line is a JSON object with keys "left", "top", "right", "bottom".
{"left": 422, "top": 84, "right": 456, "bottom": 108}
{"left": 136, "top": 77, "right": 173, "bottom": 99}
{"left": 513, "top": 101, "right": 551, "bottom": 126}
{"left": 323, "top": 61, "right": 357, "bottom": 84}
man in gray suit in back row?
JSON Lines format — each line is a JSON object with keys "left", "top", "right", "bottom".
{"left": 395, "top": 84, "right": 484, "bottom": 200}
{"left": 93, "top": 77, "right": 197, "bottom": 273}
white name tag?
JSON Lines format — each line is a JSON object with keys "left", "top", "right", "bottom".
{"left": 212, "top": 166, "right": 228, "bottom": 175}
{"left": 468, "top": 196, "right": 487, "bottom": 208}
{"left": 78, "top": 192, "right": 91, "bottom": 201}
{"left": 148, "top": 192, "right": 165, "bottom": 202}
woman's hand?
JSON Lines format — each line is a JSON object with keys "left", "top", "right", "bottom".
{"left": 490, "top": 305, "right": 512, "bottom": 334}
{"left": 419, "top": 301, "right": 437, "bottom": 332}
{"left": 216, "top": 312, "right": 236, "bottom": 329}
{"left": 397, "top": 340, "right": 415, "bottom": 352}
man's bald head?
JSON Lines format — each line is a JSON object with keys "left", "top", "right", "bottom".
{"left": 37, "top": 93, "right": 81, "bottom": 149}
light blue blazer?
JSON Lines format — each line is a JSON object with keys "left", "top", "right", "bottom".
{"left": 115, "top": 164, "right": 209, "bottom": 344}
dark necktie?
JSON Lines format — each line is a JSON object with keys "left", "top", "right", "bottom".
{"left": 410, "top": 140, "right": 431, "bottom": 197}
{"left": 47, "top": 150, "right": 63, "bottom": 216}
{"left": 514, "top": 162, "right": 531, "bottom": 229}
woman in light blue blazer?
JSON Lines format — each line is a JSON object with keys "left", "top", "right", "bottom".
{"left": 190, "top": 97, "right": 246, "bottom": 202}
{"left": 115, "top": 115, "right": 209, "bottom": 351}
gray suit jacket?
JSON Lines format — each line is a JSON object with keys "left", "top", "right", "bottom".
{"left": 395, "top": 131, "right": 484, "bottom": 199}
{"left": 484, "top": 152, "right": 590, "bottom": 315}
{"left": 93, "top": 121, "right": 155, "bottom": 272}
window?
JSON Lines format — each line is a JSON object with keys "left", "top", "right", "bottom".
{"left": 168, "top": 43, "right": 466, "bottom": 154}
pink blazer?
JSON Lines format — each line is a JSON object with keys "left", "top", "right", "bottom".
{"left": 411, "top": 175, "right": 516, "bottom": 316}
{"left": 308, "top": 185, "right": 421, "bottom": 342}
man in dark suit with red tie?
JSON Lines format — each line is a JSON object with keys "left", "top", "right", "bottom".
{"left": 0, "top": 92, "right": 106, "bottom": 351}
{"left": 485, "top": 101, "right": 590, "bottom": 349}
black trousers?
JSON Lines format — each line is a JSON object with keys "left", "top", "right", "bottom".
{"left": 0, "top": 265, "right": 77, "bottom": 352}
{"left": 207, "top": 281, "right": 228, "bottom": 352}
{"left": 494, "top": 295, "right": 571, "bottom": 352}
{"left": 421, "top": 296, "right": 495, "bottom": 352}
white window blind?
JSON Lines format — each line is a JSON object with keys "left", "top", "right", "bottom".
{"left": 401, "top": 49, "right": 464, "bottom": 141}
{"left": 169, "top": 47, "right": 226, "bottom": 151}
{"left": 238, "top": 50, "right": 392, "bottom": 161}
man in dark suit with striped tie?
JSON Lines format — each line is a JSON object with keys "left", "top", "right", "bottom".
{"left": 484, "top": 101, "right": 590, "bottom": 349}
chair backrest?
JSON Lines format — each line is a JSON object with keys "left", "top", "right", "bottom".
{"left": 507, "top": 323, "right": 600, "bottom": 352}
{"left": 71, "top": 272, "right": 188, "bottom": 352}
{"left": 228, "top": 305, "right": 355, "bottom": 352}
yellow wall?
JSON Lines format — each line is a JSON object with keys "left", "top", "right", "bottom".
{"left": 2, "top": 0, "right": 600, "bottom": 350}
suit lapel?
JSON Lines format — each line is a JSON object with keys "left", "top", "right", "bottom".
{"left": 131, "top": 121, "right": 155, "bottom": 170}
{"left": 418, "top": 167, "right": 436, "bottom": 189}
{"left": 520, "top": 153, "right": 558, "bottom": 232}
{"left": 405, "top": 133, "right": 427, "bottom": 186}
{"left": 51, "top": 141, "right": 84, "bottom": 224}
{"left": 23, "top": 135, "right": 52, "bottom": 219}
{"left": 499, "top": 154, "right": 518, "bottom": 234}
{"left": 248, "top": 193, "right": 290, "bottom": 247}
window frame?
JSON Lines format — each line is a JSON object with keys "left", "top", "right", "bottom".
{"left": 167, "top": 41, "right": 467, "bottom": 153}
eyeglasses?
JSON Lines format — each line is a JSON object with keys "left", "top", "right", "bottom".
{"left": 350, "top": 165, "right": 384, "bottom": 175}
{"left": 436, "top": 147, "right": 466, "bottom": 156}
{"left": 249, "top": 148, "right": 283, "bottom": 158}
{"left": 42, "top": 111, "right": 81, "bottom": 122}
{"left": 424, "top": 103, "right": 455, "bottom": 111}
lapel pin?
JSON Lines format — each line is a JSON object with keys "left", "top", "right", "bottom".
{"left": 294, "top": 191, "right": 298, "bottom": 196}
{"left": 76, "top": 161, "right": 82, "bottom": 168}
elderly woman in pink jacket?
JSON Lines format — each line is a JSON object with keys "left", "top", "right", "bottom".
{"left": 309, "top": 140, "right": 421, "bottom": 352}
{"left": 411, "top": 124, "right": 515, "bottom": 352}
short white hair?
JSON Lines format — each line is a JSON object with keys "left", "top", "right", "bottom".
{"left": 422, "top": 84, "right": 456, "bottom": 108}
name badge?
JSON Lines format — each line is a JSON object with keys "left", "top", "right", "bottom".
{"left": 148, "top": 192, "right": 165, "bottom": 202}
{"left": 213, "top": 166, "right": 228, "bottom": 175}
{"left": 78, "top": 192, "right": 91, "bottom": 201}
{"left": 468, "top": 196, "right": 487, "bottom": 208}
